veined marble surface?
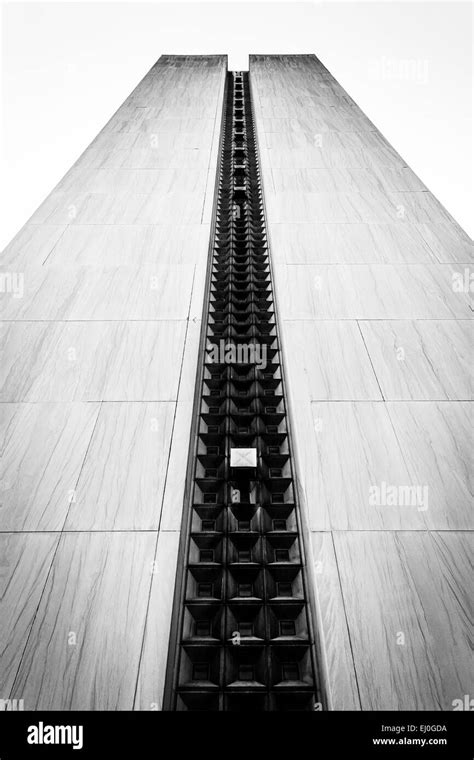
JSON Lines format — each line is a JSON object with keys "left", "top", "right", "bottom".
{"left": 333, "top": 531, "right": 473, "bottom": 710}
{"left": 251, "top": 53, "right": 473, "bottom": 710}
{"left": 0, "top": 55, "right": 227, "bottom": 710}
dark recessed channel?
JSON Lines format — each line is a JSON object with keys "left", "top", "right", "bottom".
{"left": 163, "top": 71, "right": 323, "bottom": 712}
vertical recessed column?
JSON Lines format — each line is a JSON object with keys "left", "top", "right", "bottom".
{"left": 164, "top": 71, "right": 323, "bottom": 712}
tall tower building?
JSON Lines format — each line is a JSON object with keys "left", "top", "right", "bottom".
{"left": 0, "top": 54, "right": 472, "bottom": 712}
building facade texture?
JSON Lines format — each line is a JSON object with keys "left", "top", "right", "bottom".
{"left": 0, "top": 54, "right": 472, "bottom": 711}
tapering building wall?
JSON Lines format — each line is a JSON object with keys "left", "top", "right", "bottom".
{"left": 0, "top": 55, "right": 227, "bottom": 710}
{"left": 250, "top": 54, "right": 473, "bottom": 710}
{"left": 0, "top": 53, "right": 472, "bottom": 712}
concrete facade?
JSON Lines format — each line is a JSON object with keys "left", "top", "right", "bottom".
{"left": 0, "top": 54, "right": 472, "bottom": 711}
{"left": 1, "top": 55, "right": 227, "bottom": 710}
{"left": 251, "top": 54, "right": 473, "bottom": 710}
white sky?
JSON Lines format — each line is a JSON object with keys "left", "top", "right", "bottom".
{"left": 0, "top": 0, "right": 472, "bottom": 249}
